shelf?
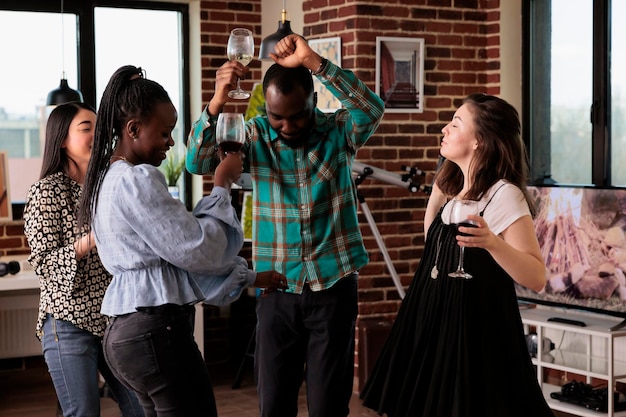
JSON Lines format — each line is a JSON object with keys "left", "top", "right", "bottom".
{"left": 521, "top": 308, "right": 626, "bottom": 335}
{"left": 532, "top": 350, "right": 626, "bottom": 379}
{"left": 521, "top": 307, "right": 626, "bottom": 417}
{"left": 0, "top": 270, "right": 37, "bottom": 292}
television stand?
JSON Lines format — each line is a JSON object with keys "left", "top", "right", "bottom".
{"left": 521, "top": 307, "right": 626, "bottom": 417}
{"left": 610, "top": 318, "right": 626, "bottom": 332}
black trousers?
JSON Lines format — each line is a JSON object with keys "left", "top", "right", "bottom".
{"left": 103, "top": 304, "right": 216, "bottom": 417}
{"left": 255, "top": 274, "right": 358, "bottom": 417}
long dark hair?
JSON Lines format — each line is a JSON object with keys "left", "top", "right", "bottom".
{"left": 40, "top": 102, "right": 96, "bottom": 180}
{"left": 77, "top": 65, "right": 171, "bottom": 228}
{"left": 436, "top": 93, "right": 535, "bottom": 215}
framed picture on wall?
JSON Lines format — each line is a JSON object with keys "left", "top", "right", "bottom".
{"left": 375, "top": 37, "right": 425, "bottom": 113}
{"left": 0, "top": 151, "right": 12, "bottom": 222}
{"left": 308, "top": 37, "right": 342, "bottom": 113}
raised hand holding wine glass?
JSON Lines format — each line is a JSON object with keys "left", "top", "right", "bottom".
{"left": 216, "top": 112, "right": 245, "bottom": 155}
{"left": 448, "top": 199, "right": 480, "bottom": 279}
{"left": 227, "top": 28, "right": 254, "bottom": 99}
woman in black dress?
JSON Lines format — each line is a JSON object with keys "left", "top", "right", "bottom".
{"left": 360, "top": 94, "right": 554, "bottom": 417}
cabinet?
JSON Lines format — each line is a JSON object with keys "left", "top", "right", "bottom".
{"left": 521, "top": 307, "right": 626, "bottom": 417}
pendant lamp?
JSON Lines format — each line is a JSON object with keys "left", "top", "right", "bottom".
{"left": 46, "top": 0, "right": 83, "bottom": 106}
{"left": 258, "top": 0, "right": 295, "bottom": 60}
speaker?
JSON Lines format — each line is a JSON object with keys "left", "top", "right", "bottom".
{"left": 0, "top": 261, "right": 20, "bottom": 277}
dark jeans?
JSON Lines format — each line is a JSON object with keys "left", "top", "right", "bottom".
{"left": 255, "top": 274, "right": 358, "bottom": 417}
{"left": 103, "top": 304, "right": 216, "bottom": 417}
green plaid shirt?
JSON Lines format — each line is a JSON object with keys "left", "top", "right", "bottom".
{"left": 186, "top": 61, "right": 384, "bottom": 293}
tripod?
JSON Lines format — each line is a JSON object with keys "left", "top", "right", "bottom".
{"left": 354, "top": 164, "right": 430, "bottom": 299}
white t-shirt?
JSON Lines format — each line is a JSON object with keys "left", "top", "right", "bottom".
{"left": 441, "top": 180, "right": 531, "bottom": 236}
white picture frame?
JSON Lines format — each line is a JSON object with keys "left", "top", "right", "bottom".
{"left": 375, "top": 36, "right": 425, "bottom": 113}
{"left": 308, "top": 37, "right": 342, "bottom": 113}
{"left": 0, "top": 151, "right": 12, "bottom": 222}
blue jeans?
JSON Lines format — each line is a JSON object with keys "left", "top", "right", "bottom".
{"left": 42, "top": 314, "right": 144, "bottom": 417}
{"left": 103, "top": 304, "right": 217, "bottom": 417}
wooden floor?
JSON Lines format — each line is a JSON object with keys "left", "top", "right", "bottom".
{"left": 0, "top": 356, "right": 378, "bottom": 417}
{"left": 0, "top": 356, "right": 578, "bottom": 417}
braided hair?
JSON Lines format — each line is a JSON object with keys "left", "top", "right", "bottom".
{"left": 78, "top": 65, "right": 172, "bottom": 228}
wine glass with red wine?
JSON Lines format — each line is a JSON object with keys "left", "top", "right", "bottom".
{"left": 448, "top": 199, "right": 480, "bottom": 279}
{"left": 216, "top": 113, "right": 245, "bottom": 154}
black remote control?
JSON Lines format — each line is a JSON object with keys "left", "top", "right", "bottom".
{"left": 547, "top": 317, "right": 587, "bottom": 327}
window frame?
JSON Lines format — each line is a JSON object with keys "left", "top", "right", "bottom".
{"left": 523, "top": 0, "right": 611, "bottom": 186}
{"left": 0, "top": 0, "right": 192, "bottom": 213}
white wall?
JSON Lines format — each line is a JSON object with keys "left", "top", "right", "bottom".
{"left": 500, "top": 0, "right": 523, "bottom": 115}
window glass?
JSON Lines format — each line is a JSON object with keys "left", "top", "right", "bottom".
{"left": 0, "top": 10, "right": 79, "bottom": 203}
{"left": 0, "top": 6, "right": 186, "bottom": 207}
{"left": 611, "top": 1, "right": 626, "bottom": 185}
{"left": 95, "top": 7, "right": 186, "bottom": 201}
{"left": 549, "top": 0, "right": 593, "bottom": 185}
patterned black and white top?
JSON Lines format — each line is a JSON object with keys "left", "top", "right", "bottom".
{"left": 24, "top": 172, "right": 110, "bottom": 339}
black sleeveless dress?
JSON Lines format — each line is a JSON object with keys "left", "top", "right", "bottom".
{"left": 360, "top": 204, "right": 554, "bottom": 417}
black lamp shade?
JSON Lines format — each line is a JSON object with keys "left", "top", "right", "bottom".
{"left": 258, "top": 20, "right": 294, "bottom": 60}
{"left": 46, "top": 78, "right": 83, "bottom": 106}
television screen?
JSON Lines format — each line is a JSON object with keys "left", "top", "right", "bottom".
{"left": 516, "top": 185, "right": 626, "bottom": 319}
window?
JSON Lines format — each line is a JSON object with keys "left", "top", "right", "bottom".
{"left": 0, "top": 1, "right": 190, "bottom": 213}
{"left": 524, "top": 0, "right": 625, "bottom": 186}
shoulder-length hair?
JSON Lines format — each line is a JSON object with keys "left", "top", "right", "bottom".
{"left": 436, "top": 93, "right": 535, "bottom": 215}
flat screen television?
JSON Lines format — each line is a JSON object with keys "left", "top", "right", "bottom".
{"left": 516, "top": 185, "right": 626, "bottom": 330}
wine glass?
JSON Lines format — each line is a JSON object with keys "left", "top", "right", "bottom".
{"left": 216, "top": 113, "right": 245, "bottom": 154}
{"left": 448, "top": 199, "right": 480, "bottom": 279}
{"left": 227, "top": 28, "right": 254, "bottom": 99}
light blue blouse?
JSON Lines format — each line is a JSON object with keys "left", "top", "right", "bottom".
{"left": 93, "top": 161, "right": 255, "bottom": 316}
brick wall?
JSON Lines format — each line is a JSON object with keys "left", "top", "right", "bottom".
{"left": 307, "top": 0, "right": 502, "bottom": 318}
{"left": 0, "top": 221, "right": 29, "bottom": 258}
{"left": 1, "top": 0, "right": 503, "bottom": 388}
{"left": 196, "top": 0, "right": 503, "bottom": 390}
{"left": 197, "top": 0, "right": 502, "bottom": 320}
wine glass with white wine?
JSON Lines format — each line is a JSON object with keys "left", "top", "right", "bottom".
{"left": 227, "top": 28, "right": 254, "bottom": 99}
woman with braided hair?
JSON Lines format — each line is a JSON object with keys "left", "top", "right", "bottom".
{"left": 78, "top": 65, "right": 286, "bottom": 417}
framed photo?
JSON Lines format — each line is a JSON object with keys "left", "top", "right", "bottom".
{"left": 241, "top": 191, "right": 253, "bottom": 242}
{"left": 375, "top": 37, "right": 425, "bottom": 113}
{"left": 308, "top": 37, "right": 342, "bottom": 113}
{"left": 0, "top": 151, "right": 12, "bottom": 222}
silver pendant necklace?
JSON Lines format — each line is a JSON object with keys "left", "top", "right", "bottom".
{"left": 431, "top": 228, "right": 442, "bottom": 279}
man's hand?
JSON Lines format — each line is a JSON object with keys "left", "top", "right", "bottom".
{"left": 208, "top": 61, "right": 250, "bottom": 115}
{"left": 268, "top": 34, "right": 323, "bottom": 73}
{"left": 254, "top": 270, "right": 289, "bottom": 290}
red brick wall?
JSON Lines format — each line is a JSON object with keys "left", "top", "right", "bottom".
{"left": 0, "top": 222, "right": 29, "bottom": 258}
{"left": 2, "top": 0, "right": 503, "bottom": 387}
{"left": 200, "top": 0, "right": 503, "bottom": 318}
{"left": 196, "top": 0, "right": 503, "bottom": 389}
{"left": 301, "top": 0, "right": 502, "bottom": 320}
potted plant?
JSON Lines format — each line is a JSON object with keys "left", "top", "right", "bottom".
{"left": 160, "top": 153, "right": 185, "bottom": 199}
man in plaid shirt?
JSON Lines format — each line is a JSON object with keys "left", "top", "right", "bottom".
{"left": 186, "top": 34, "right": 384, "bottom": 417}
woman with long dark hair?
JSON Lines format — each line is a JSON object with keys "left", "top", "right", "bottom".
{"left": 24, "top": 102, "right": 143, "bottom": 417}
